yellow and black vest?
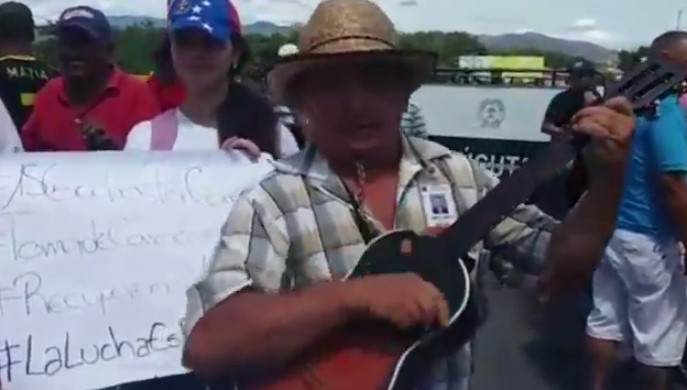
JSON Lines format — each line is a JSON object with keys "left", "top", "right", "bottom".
{"left": 0, "top": 55, "right": 57, "bottom": 130}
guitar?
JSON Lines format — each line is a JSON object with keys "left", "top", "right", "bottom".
{"left": 234, "top": 57, "right": 687, "bottom": 390}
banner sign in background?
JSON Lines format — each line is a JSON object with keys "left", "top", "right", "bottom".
{"left": 412, "top": 84, "right": 561, "bottom": 142}
{"left": 431, "top": 136, "right": 547, "bottom": 178}
{"left": 0, "top": 151, "right": 273, "bottom": 390}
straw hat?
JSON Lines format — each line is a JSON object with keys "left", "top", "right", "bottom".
{"left": 268, "top": 0, "right": 436, "bottom": 101}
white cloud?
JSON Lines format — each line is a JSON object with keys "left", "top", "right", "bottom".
{"left": 574, "top": 30, "right": 615, "bottom": 43}
{"left": 553, "top": 17, "right": 619, "bottom": 46}
{"left": 568, "top": 18, "right": 597, "bottom": 30}
{"left": 514, "top": 28, "right": 534, "bottom": 34}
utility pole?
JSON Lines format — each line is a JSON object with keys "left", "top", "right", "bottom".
{"left": 678, "top": 9, "right": 683, "bottom": 29}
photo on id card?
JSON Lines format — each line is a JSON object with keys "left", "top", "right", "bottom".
{"left": 421, "top": 184, "right": 457, "bottom": 228}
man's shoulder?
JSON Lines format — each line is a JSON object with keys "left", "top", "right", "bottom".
{"left": 639, "top": 95, "right": 686, "bottom": 133}
{"left": 0, "top": 57, "right": 56, "bottom": 77}
{"left": 409, "top": 138, "right": 482, "bottom": 186}
{"left": 236, "top": 167, "right": 304, "bottom": 215}
{"left": 550, "top": 88, "right": 579, "bottom": 103}
{"left": 38, "top": 76, "right": 62, "bottom": 93}
{"left": 410, "top": 137, "right": 461, "bottom": 162}
{"left": 657, "top": 95, "right": 684, "bottom": 116}
{"left": 30, "top": 77, "right": 62, "bottom": 109}
{"left": 116, "top": 70, "right": 152, "bottom": 91}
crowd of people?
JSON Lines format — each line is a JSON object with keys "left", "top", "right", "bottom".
{"left": 0, "top": 0, "right": 427, "bottom": 157}
{"left": 0, "top": 0, "right": 686, "bottom": 390}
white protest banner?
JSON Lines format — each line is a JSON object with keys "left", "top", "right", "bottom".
{"left": 0, "top": 151, "right": 274, "bottom": 390}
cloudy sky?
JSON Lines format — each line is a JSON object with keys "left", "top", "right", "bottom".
{"left": 21, "top": 0, "right": 686, "bottom": 49}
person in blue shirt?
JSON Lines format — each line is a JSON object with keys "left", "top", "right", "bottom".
{"left": 586, "top": 30, "right": 687, "bottom": 390}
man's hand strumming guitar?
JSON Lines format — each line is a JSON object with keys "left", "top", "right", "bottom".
{"left": 346, "top": 273, "right": 450, "bottom": 329}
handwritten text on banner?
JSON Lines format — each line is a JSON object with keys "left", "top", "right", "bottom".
{"left": 0, "top": 151, "right": 274, "bottom": 390}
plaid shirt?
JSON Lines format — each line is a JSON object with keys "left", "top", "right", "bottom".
{"left": 184, "top": 136, "right": 555, "bottom": 386}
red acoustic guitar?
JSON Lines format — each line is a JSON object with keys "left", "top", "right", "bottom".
{"left": 229, "top": 57, "right": 686, "bottom": 390}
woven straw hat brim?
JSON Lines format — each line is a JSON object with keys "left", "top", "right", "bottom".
{"left": 268, "top": 47, "right": 437, "bottom": 102}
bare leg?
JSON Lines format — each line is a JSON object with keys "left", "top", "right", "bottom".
{"left": 638, "top": 365, "right": 670, "bottom": 390}
{"left": 587, "top": 336, "right": 618, "bottom": 390}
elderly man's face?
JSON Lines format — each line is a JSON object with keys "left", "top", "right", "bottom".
{"left": 292, "top": 58, "right": 413, "bottom": 157}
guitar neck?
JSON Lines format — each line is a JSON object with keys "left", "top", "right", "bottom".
{"left": 438, "top": 136, "right": 578, "bottom": 256}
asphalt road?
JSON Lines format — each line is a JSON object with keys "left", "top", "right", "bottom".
{"left": 472, "top": 275, "right": 686, "bottom": 390}
{"left": 473, "top": 275, "right": 588, "bottom": 390}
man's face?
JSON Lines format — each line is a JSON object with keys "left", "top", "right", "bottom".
{"left": 569, "top": 74, "right": 595, "bottom": 91}
{"left": 57, "top": 27, "right": 111, "bottom": 80}
{"left": 292, "top": 58, "right": 412, "bottom": 158}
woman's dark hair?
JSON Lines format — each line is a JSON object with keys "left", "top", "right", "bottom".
{"left": 216, "top": 34, "right": 280, "bottom": 157}
{"left": 153, "top": 35, "right": 176, "bottom": 85}
{"left": 158, "top": 32, "right": 280, "bottom": 156}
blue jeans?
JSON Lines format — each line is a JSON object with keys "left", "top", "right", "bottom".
{"left": 417, "top": 343, "right": 473, "bottom": 390}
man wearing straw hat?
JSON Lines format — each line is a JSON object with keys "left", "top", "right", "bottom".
{"left": 182, "top": 0, "right": 636, "bottom": 388}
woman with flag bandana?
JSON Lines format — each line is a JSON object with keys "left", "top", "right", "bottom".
{"left": 126, "top": 0, "right": 299, "bottom": 158}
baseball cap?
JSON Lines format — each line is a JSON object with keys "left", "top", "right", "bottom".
{"left": 168, "top": 0, "right": 241, "bottom": 42}
{"left": 566, "top": 59, "right": 598, "bottom": 77}
{"left": 0, "top": 2, "right": 35, "bottom": 40}
{"left": 0, "top": 1, "right": 34, "bottom": 28}
{"left": 56, "top": 6, "right": 112, "bottom": 42}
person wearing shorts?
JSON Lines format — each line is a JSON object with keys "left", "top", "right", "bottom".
{"left": 586, "top": 31, "right": 687, "bottom": 390}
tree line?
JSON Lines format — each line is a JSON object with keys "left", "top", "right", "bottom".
{"left": 33, "top": 23, "right": 645, "bottom": 78}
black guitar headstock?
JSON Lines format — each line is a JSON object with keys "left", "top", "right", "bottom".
{"left": 570, "top": 57, "right": 687, "bottom": 147}
{"left": 603, "top": 56, "right": 687, "bottom": 112}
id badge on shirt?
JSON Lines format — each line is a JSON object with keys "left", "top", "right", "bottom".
{"left": 420, "top": 184, "right": 458, "bottom": 228}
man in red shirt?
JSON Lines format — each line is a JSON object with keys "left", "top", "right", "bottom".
{"left": 22, "top": 6, "right": 159, "bottom": 151}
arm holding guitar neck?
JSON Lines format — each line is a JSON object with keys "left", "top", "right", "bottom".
{"left": 544, "top": 166, "right": 624, "bottom": 293}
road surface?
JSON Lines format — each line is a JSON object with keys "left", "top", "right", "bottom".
{"left": 473, "top": 275, "right": 685, "bottom": 390}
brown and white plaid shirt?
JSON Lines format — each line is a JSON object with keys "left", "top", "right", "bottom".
{"left": 184, "top": 137, "right": 556, "bottom": 336}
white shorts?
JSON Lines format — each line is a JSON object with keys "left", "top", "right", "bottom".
{"left": 586, "top": 229, "right": 687, "bottom": 367}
